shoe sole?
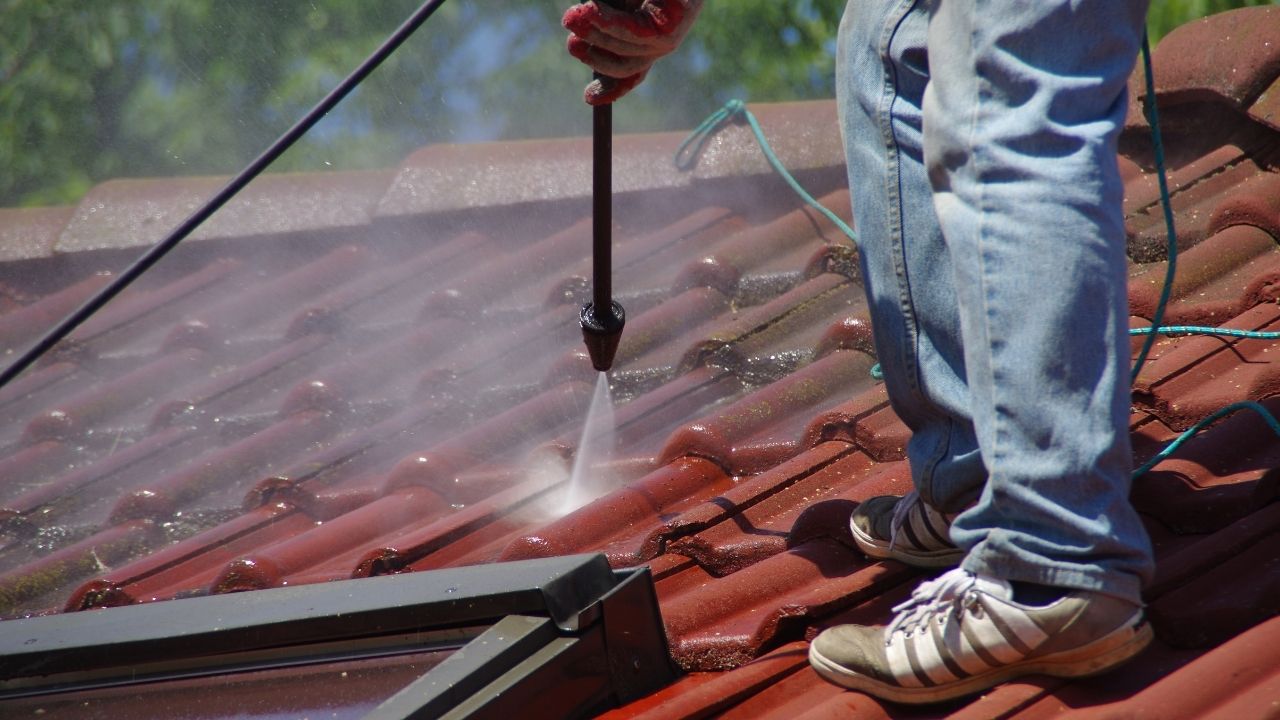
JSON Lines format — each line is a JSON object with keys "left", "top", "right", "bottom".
{"left": 808, "top": 619, "right": 1154, "bottom": 705}
{"left": 849, "top": 524, "right": 965, "bottom": 569}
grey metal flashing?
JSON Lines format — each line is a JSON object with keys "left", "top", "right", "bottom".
{"left": 0, "top": 554, "right": 676, "bottom": 719}
{"left": 442, "top": 633, "right": 611, "bottom": 720}
{"left": 366, "top": 615, "right": 560, "bottom": 720}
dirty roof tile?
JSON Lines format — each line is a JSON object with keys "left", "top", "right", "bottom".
{"left": 657, "top": 349, "right": 875, "bottom": 474}
{"left": 66, "top": 501, "right": 313, "bottom": 610}
{"left": 0, "top": 272, "right": 114, "bottom": 357}
{"left": 499, "top": 456, "right": 732, "bottom": 565}
{"left": 57, "top": 170, "right": 392, "bottom": 253}
{"left": 1143, "top": 5, "right": 1280, "bottom": 111}
{"left": 595, "top": 642, "right": 812, "bottom": 720}
{"left": 1133, "top": 302, "right": 1280, "bottom": 428}
{"left": 1128, "top": 224, "right": 1280, "bottom": 324}
{"left": 0, "top": 206, "right": 72, "bottom": 262}
{"left": 667, "top": 451, "right": 890, "bottom": 576}
{"left": 657, "top": 539, "right": 915, "bottom": 671}
{"left": 376, "top": 101, "right": 845, "bottom": 219}
{"left": 1, "top": 8, "right": 1280, "bottom": 716}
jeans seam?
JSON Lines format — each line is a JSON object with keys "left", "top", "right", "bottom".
{"left": 880, "top": 0, "right": 923, "bottom": 399}
{"left": 884, "top": 0, "right": 956, "bottom": 505}
{"left": 965, "top": 20, "right": 1005, "bottom": 480}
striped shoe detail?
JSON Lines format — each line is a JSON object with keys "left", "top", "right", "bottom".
{"left": 849, "top": 491, "right": 965, "bottom": 567}
{"left": 808, "top": 567, "right": 1153, "bottom": 704}
{"left": 892, "top": 495, "right": 956, "bottom": 553}
{"left": 883, "top": 570, "right": 1047, "bottom": 689}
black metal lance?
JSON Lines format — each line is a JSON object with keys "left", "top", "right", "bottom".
{"left": 578, "top": 0, "right": 639, "bottom": 373}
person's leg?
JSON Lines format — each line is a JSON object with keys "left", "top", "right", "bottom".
{"left": 836, "top": 0, "right": 985, "bottom": 516}
{"left": 811, "top": 0, "right": 1157, "bottom": 702}
{"left": 923, "top": 0, "right": 1154, "bottom": 603}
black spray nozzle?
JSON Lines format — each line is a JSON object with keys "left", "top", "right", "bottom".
{"left": 580, "top": 301, "right": 625, "bottom": 372}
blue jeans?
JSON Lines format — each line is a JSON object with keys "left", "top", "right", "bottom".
{"left": 836, "top": 0, "right": 1154, "bottom": 603}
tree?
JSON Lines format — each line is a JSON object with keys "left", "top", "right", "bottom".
{"left": 1, "top": 0, "right": 1271, "bottom": 208}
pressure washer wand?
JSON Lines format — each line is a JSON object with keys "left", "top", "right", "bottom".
{"left": 580, "top": 99, "right": 626, "bottom": 371}
{"left": 579, "top": 0, "right": 640, "bottom": 373}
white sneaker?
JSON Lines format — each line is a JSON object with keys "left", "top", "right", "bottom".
{"left": 808, "top": 568, "right": 1153, "bottom": 704}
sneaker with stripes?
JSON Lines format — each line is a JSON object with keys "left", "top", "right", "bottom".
{"left": 849, "top": 490, "right": 965, "bottom": 568}
{"left": 808, "top": 568, "right": 1153, "bottom": 704}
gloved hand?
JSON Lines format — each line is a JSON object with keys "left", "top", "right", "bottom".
{"left": 562, "top": 0, "right": 704, "bottom": 105}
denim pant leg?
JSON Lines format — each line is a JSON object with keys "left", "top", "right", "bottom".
{"left": 923, "top": 0, "right": 1154, "bottom": 603}
{"left": 836, "top": 0, "right": 987, "bottom": 515}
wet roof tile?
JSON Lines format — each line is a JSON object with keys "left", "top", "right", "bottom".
{"left": 1, "top": 7, "right": 1279, "bottom": 716}
{"left": 656, "top": 538, "right": 914, "bottom": 671}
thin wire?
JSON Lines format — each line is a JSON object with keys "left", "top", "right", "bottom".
{"left": 675, "top": 99, "right": 859, "bottom": 245}
{"left": 1125, "top": 33, "right": 1280, "bottom": 475}
{"left": 1130, "top": 326, "right": 1280, "bottom": 339}
{"left": 0, "top": 0, "right": 452, "bottom": 391}
{"left": 675, "top": 53, "right": 1279, "bottom": 472}
{"left": 1130, "top": 32, "right": 1179, "bottom": 383}
{"left": 1133, "top": 401, "right": 1280, "bottom": 478}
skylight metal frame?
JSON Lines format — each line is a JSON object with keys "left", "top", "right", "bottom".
{"left": 0, "top": 553, "right": 676, "bottom": 719}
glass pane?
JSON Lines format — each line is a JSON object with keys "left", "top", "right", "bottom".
{"left": 0, "top": 649, "right": 455, "bottom": 719}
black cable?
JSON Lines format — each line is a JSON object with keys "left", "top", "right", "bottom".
{"left": 0, "top": 0, "right": 451, "bottom": 390}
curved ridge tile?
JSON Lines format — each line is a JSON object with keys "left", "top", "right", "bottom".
{"left": 659, "top": 350, "right": 874, "bottom": 473}
{"left": 657, "top": 538, "right": 914, "bottom": 671}
{"left": 1145, "top": 6, "right": 1280, "bottom": 111}
{"left": 1133, "top": 303, "right": 1280, "bottom": 429}
{"left": 499, "top": 457, "right": 732, "bottom": 564}
{"left": 210, "top": 487, "right": 449, "bottom": 593}
{"left": 0, "top": 520, "right": 159, "bottom": 617}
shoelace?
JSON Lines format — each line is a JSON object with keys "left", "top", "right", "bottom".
{"left": 885, "top": 568, "right": 977, "bottom": 642}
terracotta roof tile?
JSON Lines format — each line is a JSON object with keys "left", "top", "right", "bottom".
{"left": 667, "top": 451, "right": 891, "bottom": 575}
{"left": 1144, "top": 5, "right": 1280, "bottom": 111}
{"left": 0, "top": 272, "right": 114, "bottom": 357}
{"left": 659, "top": 349, "right": 874, "bottom": 474}
{"left": 57, "top": 171, "right": 392, "bottom": 253}
{"left": 1, "top": 9, "right": 1279, "bottom": 714}
{"left": 1133, "top": 303, "right": 1280, "bottom": 428}
{"left": 657, "top": 538, "right": 913, "bottom": 671}
{"left": 1250, "top": 74, "right": 1280, "bottom": 132}
{"left": 0, "top": 207, "right": 71, "bottom": 262}
{"left": 376, "top": 101, "right": 845, "bottom": 219}
{"left": 1011, "top": 615, "right": 1280, "bottom": 719}
{"left": 499, "top": 457, "right": 733, "bottom": 565}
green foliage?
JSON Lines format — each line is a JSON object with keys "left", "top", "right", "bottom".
{"left": 0, "top": 0, "right": 1273, "bottom": 208}
{"left": 1147, "top": 0, "right": 1278, "bottom": 41}
{"left": 0, "top": 0, "right": 432, "bottom": 207}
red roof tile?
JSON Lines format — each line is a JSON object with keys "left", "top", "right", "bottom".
{"left": 0, "top": 207, "right": 71, "bottom": 262}
{"left": 1, "top": 7, "right": 1279, "bottom": 716}
{"left": 1143, "top": 5, "right": 1280, "bottom": 111}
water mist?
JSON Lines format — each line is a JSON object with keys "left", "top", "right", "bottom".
{"left": 560, "top": 372, "right": 616, "bottom": 514}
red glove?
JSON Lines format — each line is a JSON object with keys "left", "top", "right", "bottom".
{"left": 563, "top": 0, "right": 704, "bottom": 105}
